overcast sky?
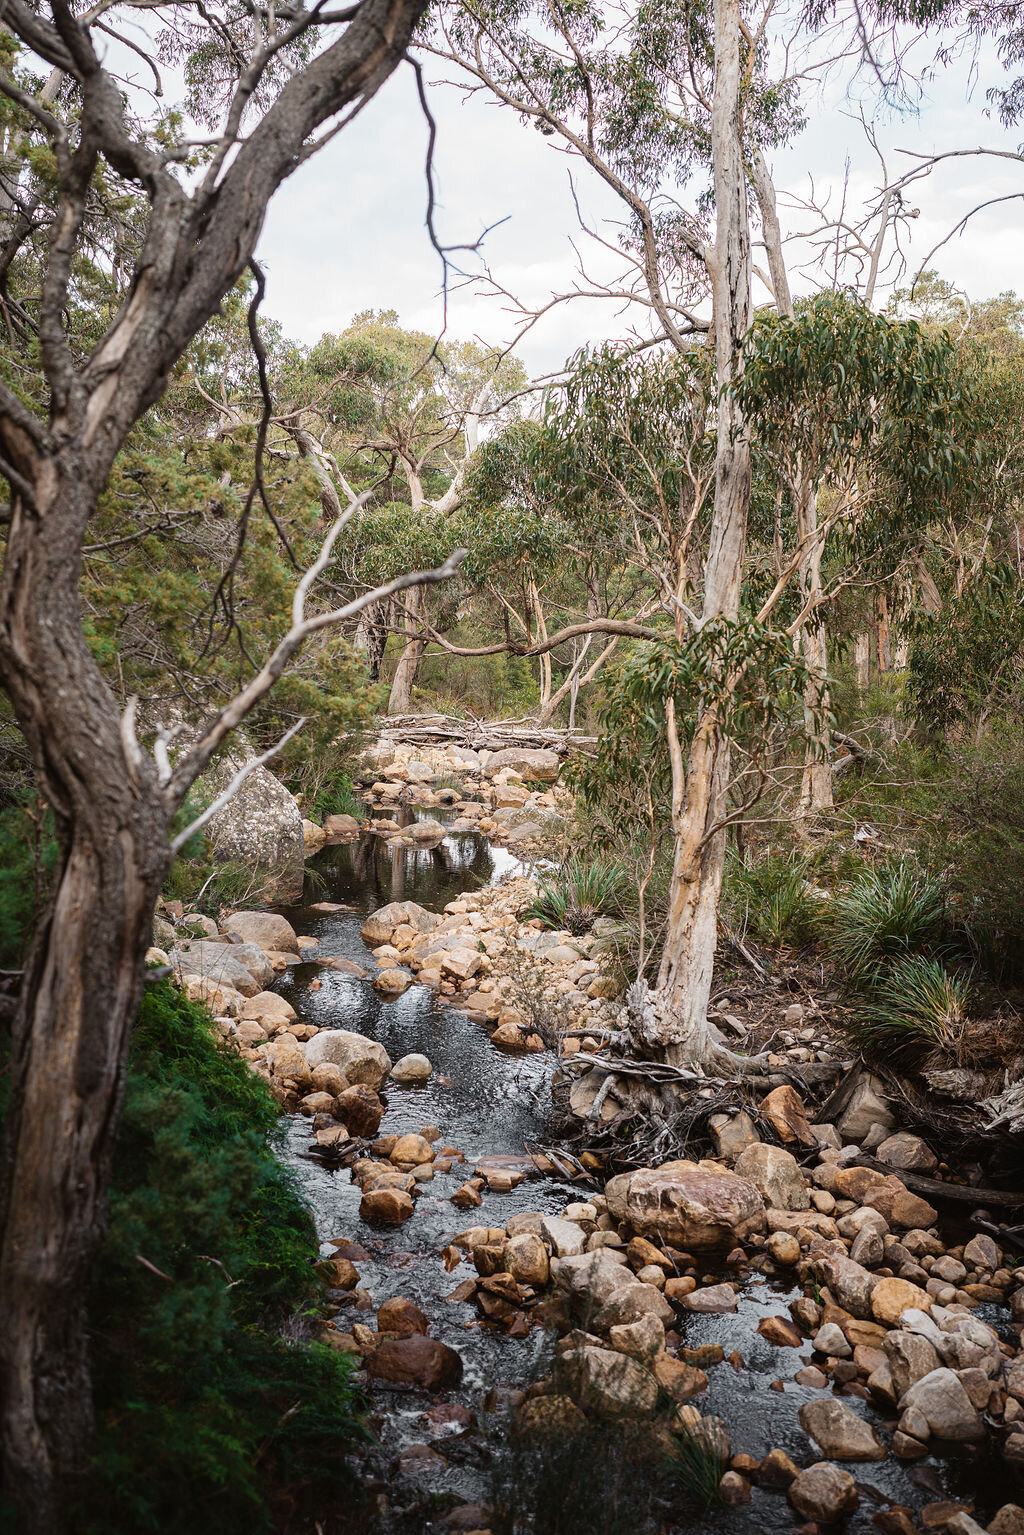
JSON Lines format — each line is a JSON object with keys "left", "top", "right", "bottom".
{"left": 255, "top": 39, "right": 1024, "bottom": 377}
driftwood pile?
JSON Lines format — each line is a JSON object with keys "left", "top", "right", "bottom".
{"left": 378, "top": 711, "right": 598, "bottom": 756}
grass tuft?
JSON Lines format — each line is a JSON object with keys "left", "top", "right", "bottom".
{"left": 844, "top": 953, "right": 973, "bottom": 1061}
{"left": 829, "top": 860, "right": 946, "bottom": 982}
{"left": 524, "top": 854, "right": 626, "bottom": 934}
{"left": 725, "top": 849, "right": 826, "bottom": 948}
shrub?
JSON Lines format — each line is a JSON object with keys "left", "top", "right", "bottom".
{"left": 307, "top": 768, "right": 365, "bottom": 823}
{"left": 724, "top": 849, "right": 826, "bottom": 948}
{"left": 524, "top": 855, "right": 626, "bottom": 934}
{"left": 0, "top": 983, "right": 367, "bottom": 1535}
{"left": 844, "top": 954, "right": 972, "bottom": 1062}
{"left": 829, "top": 861, "right": 947, "bottom": 982}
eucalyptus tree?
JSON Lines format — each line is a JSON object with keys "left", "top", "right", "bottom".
{"left": 0, "top": 2, "right": 451, "bottom": 1524}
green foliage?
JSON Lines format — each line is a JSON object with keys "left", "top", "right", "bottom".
{"left": 829, "top": 861, "right": 947, "bottom": 982}
{"left": 75, "top": 982, "right": 365, "bottom": 1533}
{"left": 524, "top": 854, "right": 626, "bottom": 934}
{"left": 724, "top": 849, "right": 826, "bottom": 948}
{"left": 844, "top": 954, "right": 972, "bottom": 1062}
{"left": 305, "top": 768, "right": 365, "bottom": 823}
{"left": 0, "top": 799, "right": 58, "bottom": 969}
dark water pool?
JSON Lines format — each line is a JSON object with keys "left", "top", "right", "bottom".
{"left": 270, "top": 821, "right": 1011, "bottom": 1533}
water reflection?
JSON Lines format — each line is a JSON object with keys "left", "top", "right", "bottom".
{"left": 304, "top": 814, "right": 522, "bottom": 913}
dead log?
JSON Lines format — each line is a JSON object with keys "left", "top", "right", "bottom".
{"left": 852, "top": 1153, "right": 1024, "bottom": 1209}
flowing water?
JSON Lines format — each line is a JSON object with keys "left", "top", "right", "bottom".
{"left": 272, "top": 816, "right": 1010, "bottom": 1533}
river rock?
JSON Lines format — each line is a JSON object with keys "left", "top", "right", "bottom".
{"left": 483, "top": 747, "right": 560, "bottom": 782}
{"left": 553, "top": 1345, "right": 658, "bottom": 1420}
{"left": 788, "top": 1463, "right": 859, "bottom": 1522}
{"left": 871, "top": 1277, "right": 932, "bottom": 1325}
{"left": 391, "top": 1133, "right": 435, "bottom": 1165}
{"left": 335, "top": 1084, "right": 386, "bottom": 1137}
{"left": 542, "top": 1215, "right": 588, "bottom": 1257}
{"left": 884, "top": 1330, "right": 941, "bottom": 1396}
{"left": 360, "top": 1187, "right": 414, "bottom": 1224}
{"left": 709, "top": 1110, "right": 760, "bottom": 1159}
{"left": 324, "top": 812, "right": 360, "bottom": 837}
{"left": 876, "top": 1132, "right": 938, "bottom": 1174}
{"left": 503, "top": 1233, "right": 550, "bottom": 1287}
{"left": 799, "top": 1398, "right": 885, "bottom": 1460}
{"left": 223, "top": 909, "right": 299, "bottom": 955}
{"left": 391, "top": 1053, "right": 432, "bottom": 1083}
{"left": 837, "top": 1071, "right": 896, "bottom": 1142}
{"left": 759, "top": 1085, "right": 815, "bottom": 1145}
{"left": 681, "top": 1284, "right": 738, "bottom": 1314}
{"left": 361, "top": 901, "right": 439, "bottom": 947}
{"left": 242, "top": 991, "right": 297, "bottom": 1028}
{"left": 178, "top": 974, "right": 247, "bottom": 1016}
{"left": 365, "top": 1335, "right": 462, "bottom": 1390}
{"left": 302, "top": 818, "right": 327, "bottom": 852}
{"left": 963, "top": 1232, "right": 1002, "bottom": 1271}
{"left": 734, "top": 1143, "right": 809, "bottom": 1211}
{"left": 604, "top": 1161, "right": 765, "bottom": 1250}
{"left": 375, "top": 967, "right": 412, "bottom": 995}
{"left": 200, "top": 753, "right": 305, "bottom": 902}
{"left": 809, "top": 1252, "right": 877, "bottom": 1319}
{"left": 170, "top": 943, "right": 262, "bottom": 998}
{"left": 305, "top": 1029, "right": 391, "bottom": 1090}
{"left": 258, "top": 1031, "right": 312, "bottom": 1088}
{"left": 608, "top": 1314, "right": 664, "bottom": 1362}
{"left": 377, "top": 1296, "right": 428, "bottom": 1336}
{"left": 441, "top": 948, "right": 484, "bottom": 981}
{"left": 899, "top": 1367, "right": 985, "bottom": 1440}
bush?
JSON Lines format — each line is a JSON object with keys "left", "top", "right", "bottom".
{"left": 829, "top": 861, "right": 947, "bottom": 982}
{"left": 524, "top": 855, "right": 626, "bottom": 934}
{"left": 306, "top": 768, "right": 365, "bottom": 823}
{"left": 1, "top": 982, "right": 367, "bottom": 1535}
{"left": 724, "top": 849, "right": 826, "bottom": 948}
{"left": 844, "top": 954, "right": 972, "bottom": 1062}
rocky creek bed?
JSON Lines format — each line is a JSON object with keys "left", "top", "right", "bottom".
{"left": 150, "top": 803, "right": 1024, "bottom": 1535}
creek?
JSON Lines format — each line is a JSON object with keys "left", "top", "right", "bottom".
{"left": 271, "top": 815, "right": 1011, "bottom": 1533}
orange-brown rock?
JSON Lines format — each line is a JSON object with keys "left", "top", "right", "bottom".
{"left": 363, "top": 1335, "right": 463, "bottom": 1390}
{"left": 759, "top": 1086, "right": 815, "bottom": 1146}
{"left": 359, "top": 1187, "right": 414, "bottom": 1224}
{"left": 604, "top": 1160, "right": 765, "bottom": 1250}
{"left": 378, "top": 1296, "right": 429, "bottom": 1336}
{"left": 336, "top": 1083, "right": 385, "bottom": 1137}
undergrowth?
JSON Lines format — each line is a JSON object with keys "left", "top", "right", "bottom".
{"left": 0, "top": 982, "right": 367, "bottom": 1535}
{"left": 524, "top": 854, "right": 626, "bottom": 934}
{"left": 724, "top": 849, "right": 826, "bottom": 948}
{"left": 844, "top": 953, "right": 973, "bottom": 1061}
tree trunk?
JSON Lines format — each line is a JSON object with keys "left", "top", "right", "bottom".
{"left": 874, "top": 589, "right": 892, "bottom": 674}
{"left": 643, "top": 0, "right": 754, "bottom": 1069}
{"left": 354, "top": 599, "right": 389, "bottom": 683}
{"left": 387, "top": 585, "right": 427, "bottom": 714}
{"left": 854, "top": 632, "right": 870, "bottom": 696}
{"left": 0, "top": 482, "right": 171, "bottom": 1531}
{"left": 797, "top": 485, "right": 833, "bottom": 815}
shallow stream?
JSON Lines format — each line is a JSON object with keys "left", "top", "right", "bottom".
{"left": 272, "top": 817, "right": 1010, "bottom": 1533}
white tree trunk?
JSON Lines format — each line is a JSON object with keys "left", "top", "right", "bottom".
{"left": 645, "top": 0, "right": 755, "bottom": 1069}
{"left": 797, "top": 485, "right": 834, "bottom": 814}
{"left": 854, "top": 632, "right": 870, "bottom": 695}
{"left": 387, "top": 586, "right": 427, "bottom": 714}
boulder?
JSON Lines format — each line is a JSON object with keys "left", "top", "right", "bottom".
{"left": 375, "top": 968, "right": 412, "bottom": 996}
{"left": 170, "top": 944, "right": 262, "bottom": 998}
{"left": 503, "top": 1233, "right": 550, "bottom": 1288}
{"left": 359, "top": 1187, "right": 415, "bottom": 1224}
{"left": 241, "top": 990, "right": 297, "bottom": 1028}
{"left": 391, "top": 1053, "right": 432, "bottom": 1083}
{"left": 177, "top": 974, "right": 247, "bottom": 1017}
{"left": 409, "top": 817, "right": 446, "bottom": 842}
{"left": 871, "top": 1277, "right": 933, "bottom": 1325}
{"left": 733, "top": 1144, "right": 809, "bottom": 1211}
{"left": 541, "top": 1215, "right": 588, "bottom": 1257}
{"left": 258, "top": 1032, "right": 312, "bottom": 1088}
{"left": 604, "top": 1161, "right": 765, "bottom": 1250}
{"left": 377, "top": 1296, "right": 428, "bottom": 1336}
{"left": 876, "top": 1132, "right": 938, "bottom": 1175}
{"left": 197, "top": 752, "right": 305, "bottom": 902}
{"left": 302, "top": 818, "right": 327, "bottom": 853}
{"left": 223, "top": 909, "right": 299, "bottom": 955}
{"left": 837, "top": 1072, "right": 896, "bottom": 1143}
{"left": 305, "top": 1029, "right": 391, "bottom": 1090}
{"left": 360, "top": 901, "right": 439, "bottom": 946}
{"left": 884, "top": 1330, "right": 942, "bottom": 1398}
{"left": 335, "top": 1084, "right": 385, "bottom": 1137}
{"left": 759, "top": 1085, "right": 815, "bottom": 1146}
{"left": 899, "top": 1367, "right": 985, "bottom": 1441}
{"left": 798, "top": 1398, "right": 885, "bottom": 1460}
{"left": 364, "top": 1335, "right": 462, "bottom": 1390}
{"left": 788, "top": 1463, "right": 858, "bottom": 1522}
{"left": 553, "top": 1345, "right": 658, "bottom": 1420}
{"left": 709, "top": 1110, "right": 760, "bottom": 1159}
{"left": 391, "top": 1133, "right": 435, "bottom": 1166}
{"left": 324, "top": 812, "right": 360, "bottom": 837}
{"left": 483, "top": 748, "right": 560, "bottom": 782}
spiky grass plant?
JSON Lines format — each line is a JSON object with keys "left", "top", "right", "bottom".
{"left": 829, "top": 860, "right": 947, "bottom": 982}
{"left": 524, "top": 854, "right": 626, "bottom": 935}
{"left": 725, "top": 849, "right": 826, "bottom": 948}
{"left": 844, "top": 953, "right": 972, "bottom": 1061}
